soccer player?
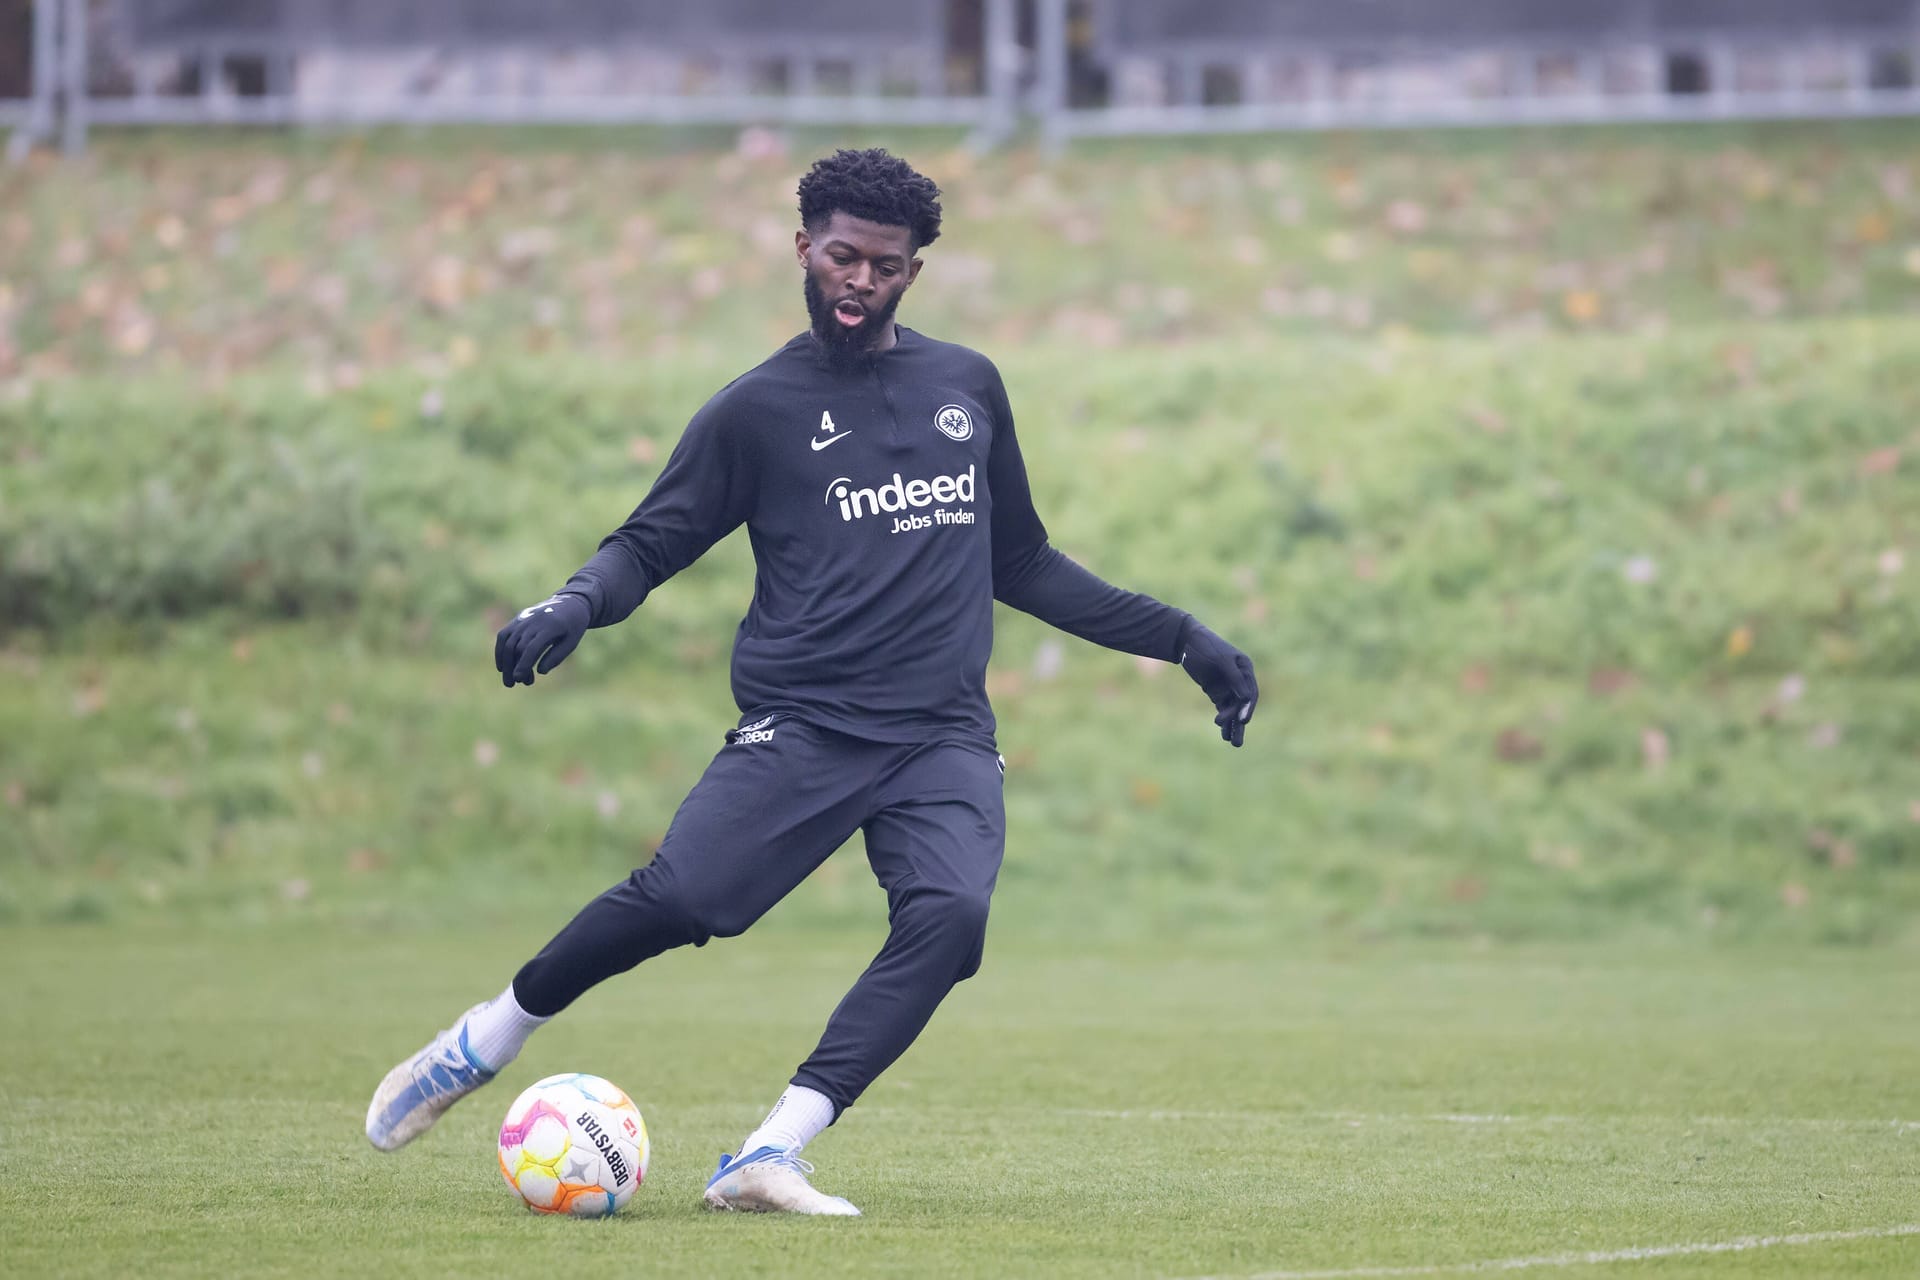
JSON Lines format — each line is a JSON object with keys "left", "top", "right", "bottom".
{"left": 365, "top": 148, "right": 1258, "bottom": 1215}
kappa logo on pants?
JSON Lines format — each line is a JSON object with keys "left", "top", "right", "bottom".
{"left": 726, "top": 715, "right": 778, "bottom": 747}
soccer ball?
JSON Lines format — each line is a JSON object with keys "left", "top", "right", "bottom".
{"left": 498, "top": 1073, "right": 649, "bottom": 1216}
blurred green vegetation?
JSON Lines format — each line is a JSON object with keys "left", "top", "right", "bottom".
{"left": 6, "top": 120, "right": 1920, "bottom": 383}
{"left": 3, "top": 310, "right": 1917, "bottom": 940}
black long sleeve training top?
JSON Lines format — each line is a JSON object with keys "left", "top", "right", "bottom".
{"left": 563, "top": 328, "right": 1191, "bottom": 747}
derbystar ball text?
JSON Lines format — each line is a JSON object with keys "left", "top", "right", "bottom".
{"left": 575, "top": 1110, "right": 631, "bottom": 1186}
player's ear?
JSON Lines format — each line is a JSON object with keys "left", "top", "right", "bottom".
{"left": 795, "top": 229, "right": 812, "bottom": 269}
{"left": 905, "top": 256, "right": 924, "bottom": 287}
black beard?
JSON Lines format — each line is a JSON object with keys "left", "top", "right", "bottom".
{"left": 805, "top": 271, "right": 900, "bottom": 371}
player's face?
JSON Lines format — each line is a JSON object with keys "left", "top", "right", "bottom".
{"left": 797, "top": 212, "right": 922, "bottom": 355}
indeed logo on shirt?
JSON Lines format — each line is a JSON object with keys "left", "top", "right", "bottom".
{"left": 823, "top": 465, "right": 978, "bottom": 534}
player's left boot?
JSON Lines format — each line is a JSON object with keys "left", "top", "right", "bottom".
{"left": 702, "top": 1147, "right": 862, "bottom": 1215}
{"left": 364, "top": 1003, "right": 497, "bottom": 1152}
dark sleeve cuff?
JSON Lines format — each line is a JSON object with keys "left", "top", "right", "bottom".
{"left": 562, "top": 544, "right": 652, "bottom": 628}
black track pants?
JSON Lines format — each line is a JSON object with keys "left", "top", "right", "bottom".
{"left": 511, "top": 716, "right": 1006, "bottom": 1115}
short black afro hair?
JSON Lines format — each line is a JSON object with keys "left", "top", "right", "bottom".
{"left": 797, "top": 148, "right": 943, "bottom": 251}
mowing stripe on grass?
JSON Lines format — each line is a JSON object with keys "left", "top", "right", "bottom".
{"left": 1179, "top": 1223, "right": 1920, "bottom": 1279}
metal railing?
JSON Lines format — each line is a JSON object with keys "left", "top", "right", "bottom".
{"left": 8, "top": 0, "right": 1023, "bottom": 154}
{"left": 11, "top": 0, "right": 1920, "bottom": 159}
{"left": 1038, "top": 0, "right": 1920, "bottom": 144}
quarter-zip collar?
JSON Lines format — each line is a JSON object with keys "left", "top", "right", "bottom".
{"left": 801, "top": 327, "right": 919, "bottom": 446}
{"left": 869, "top": 347, "right": 904, "bottom": 445}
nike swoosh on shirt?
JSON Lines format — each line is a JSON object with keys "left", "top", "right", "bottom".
{"left": 810, "top": 433, "right": 851, "bottom": 451}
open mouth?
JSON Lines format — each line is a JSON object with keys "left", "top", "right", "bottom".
{"left": 834, "top": 300, "right": 867, "bottom": 329}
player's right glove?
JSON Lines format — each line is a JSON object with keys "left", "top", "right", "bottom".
{"left": 495, "top": 592, "right": 592, "bottom": 688}
{"left": 1179, "top": 621, "right": 1259, "bottom": 748}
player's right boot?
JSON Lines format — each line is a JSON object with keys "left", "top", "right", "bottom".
{"left": 364, "top": 1003, "right": 497, "bottom": 1152}
{"left": 702, "top": 1147, "right": 862, "bottom": 1215}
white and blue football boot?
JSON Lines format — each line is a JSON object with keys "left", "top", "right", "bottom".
{"left": 364, "top": 1003, "right": 497, "bottom": 1152}
{"left": 702, "top": 1147, "right": 862, "bottom": 1216}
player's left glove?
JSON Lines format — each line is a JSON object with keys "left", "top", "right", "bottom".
{"left": 495, "top": 592, "right": 591, "bottom": 688}
{"left": 1179, "top": 621, "right": 1259, "bottom": 748}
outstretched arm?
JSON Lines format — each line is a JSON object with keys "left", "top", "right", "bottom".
{"left": 494, "top": 397, "right": 756, "bottom": 687}
{"left": 986, "top": 377, "right": 1259, "bottom": 745}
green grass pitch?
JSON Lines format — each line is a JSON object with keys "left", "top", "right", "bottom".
{"left": 1, "top": 924, "right": 1913, "bottom": 1277}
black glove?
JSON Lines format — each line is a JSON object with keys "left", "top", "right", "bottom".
{"left": 495, "top": 593, "right": 592, "bottom": 688}
{"left": 1179, "top": 622, "right": 1259, "bottom": 748}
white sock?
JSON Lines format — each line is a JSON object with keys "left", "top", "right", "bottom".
{"left": 739, "top": 1084, "right": 837, "bottom": 1156}
{"left": 460, "top": 984, "right": 550, "bottom": 1073}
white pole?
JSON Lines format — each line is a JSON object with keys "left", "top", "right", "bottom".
{"left": 61, "top": 0, "right": 87, "bottom": 155}
{"left": 1036, "top": 0, "right": 1068, "bottom": 152}
{"left": 976, "top": 0, "right": 1018, "bottom": 148}
{"left": 7, "top": 0, "right": 61, "bottom": 161}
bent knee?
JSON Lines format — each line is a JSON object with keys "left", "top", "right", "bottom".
{"left": 900, "top": 887, "right": 994, "bottom": 979}
{"left": 948, "top": 889, "right": 993, "bottom": 943}
{"left": 621, "top": 864, "right": 747, "bottom": 944}
{"left": 678, "top": 879, "right": 785, "bottom": 941}
{"left": 677, "top": 891, "right": 763, "bottom": 941}
{"left": 902, "top": 885, "right": 991, "bottom": 932}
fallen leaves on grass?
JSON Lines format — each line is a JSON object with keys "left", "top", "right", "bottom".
{"left": 1463, "top": 403, "right": 1507, "bottom": 434}
{"left": 1447, "top": 875, "right": 1487, "bottom": 903}
{"left": 1588, "top": 667, "right": 1636, "bottom": 698}
{"left": 1860, "top": 446, "right": 1901, "bottom": 476}
{"left": 1807, "top": 830, "right": 1858, "bottom": 869}
{"left": 1641, "top": 727, "right": 1670, "bottom": 771}
{"left": 346, "top": 847, "right": 388, "bottom": 874}
{"left": 1562, "top": 289, "right": 1602, "bottom": 322}
{"left": 1494, "top": 727, "right": 1543, "bottom": 762}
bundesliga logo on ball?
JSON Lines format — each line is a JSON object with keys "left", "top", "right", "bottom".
{"left": 497, "top": 1074, "right": 650, "bottom": 1216}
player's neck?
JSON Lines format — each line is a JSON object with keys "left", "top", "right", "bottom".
{"left": 808, "top": 321, "right": 904, "bottom": 367}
